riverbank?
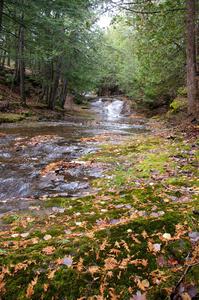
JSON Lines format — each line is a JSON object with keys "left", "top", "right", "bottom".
{"left": 0, "top": 117, "right": 198, "bottom": 299}
{"left": 0, "top": 76, "right": 92, "bottom": 125}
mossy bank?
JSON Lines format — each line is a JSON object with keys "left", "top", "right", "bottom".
{"left": 0, "top": 121, "right": 198, "bottom": 300}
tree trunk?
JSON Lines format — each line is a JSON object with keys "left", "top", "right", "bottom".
{"left": 1, "top": 50, "right": 6, "bottom": 68}
{"left": 48, "top": 57, "right": 62, "bottom": 110}
{"left": 186, "top": 0, "right": 198, "bottom": 116}
{"left": 19, "top": 15, "right": 26, "bottom": 105}
{"left": 0, "top": 0, "right": 4, "bottom": 33}
{"left": 61, "top": 79, "right": 68, "bottom": 109}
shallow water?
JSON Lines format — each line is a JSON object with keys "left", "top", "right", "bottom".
{"left": 0, "top": 98, "right": 147, "bottom": 214}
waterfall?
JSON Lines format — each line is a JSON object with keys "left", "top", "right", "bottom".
{"left": 105, "top": 100, "right": 124, "bottom": 119}
{"left": 91, "top": 98, "right": 124, "bottom": 120}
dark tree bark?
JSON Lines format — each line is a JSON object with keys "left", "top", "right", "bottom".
{"left": 19, "top": 24, "right": 26, "bottom": 104}
{"left": 19, "top": 12, "right": 26, "bottom": 105}
{"left": 186, "top": 0, "right": 198, "bottom": 116}
{"left": 1, "top": 50, "right": 6, "bottom": 68}
{"left": 48, "top": 57, "right": 62, "bottom": 110}
{"left": 0, "top": 0, "right": 4, "bottom": 33}
{"left": 61, "top": 79, "right": 68, "bottom": 109}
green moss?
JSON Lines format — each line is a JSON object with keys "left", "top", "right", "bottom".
{"left": 0, "top": 113, "right": 25, "bottom": 123}
{"left": 166, "top": 239, "right": 191, "bottom": 262}
{"left": 1, "top": 214, "right": 20, "bottom": 224}
{"left": 170, "top": 97, "right": 187, "bottom": 113}
{"left": 0, "top": 128, "right": 198, "bottom": 300}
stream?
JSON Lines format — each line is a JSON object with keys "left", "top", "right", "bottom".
{"left": 0, "top": 98, "right": 147, "bottom": 215}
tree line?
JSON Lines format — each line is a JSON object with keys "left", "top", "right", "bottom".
{"left": 0, "top": 0, "right": 198, "bottom": 118}
{"left": 0, "top": 0, "right": 102, "bottom": 109}
{"left": 96, "top": 0, "right": 199, "bottom": 117}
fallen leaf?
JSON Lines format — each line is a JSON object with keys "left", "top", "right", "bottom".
{"left": 56, "top": 255, "right": 73, "bottom": 267}
{"left": 43, "top": 234, "right": 52, "bottom": 241}
{"left": 141, "top": 231, "right": 148, "bottom": 239}
{"left": 131, "top": 234, "right": 141, "bottom": 244}
{"left": 47, "top": 269, "right": 57, "bottom": 280}
{"left": 148, "top": 241, "right": 161, "bottom": 253}
{"left": 181, "top": 292, "right": 191, "bottom": 300}
{"left": 188, "top": 231, "right": 199, "bottom": 243}
{"left": 162, "top": 233, "right": 171, "bottom": 240}
{"left": 109, "top": 248, "right": 121, "bottom": 256}
{"left": 99, "top": 239, "right": 109, "bottom": 251}
{"left": 42, "top": 246, "right": 55, "bottom": 255}
{"left": 88, "top": 266, "right": 100, "bottom": 275}
{"left": 130, "top": 290, "right": 147, "bottom": 300}
{"left": 130, "top": 259, "right": 148, "bottom": 267}
{"left": 168, "top": 257, "right": 178, "bottom": 266}
{"left": 43, "top": 283, "right": 49, "bottom": 292}
{"left": 26, "top": 276, "right": 38, "bottom": 298}
{"left": 134, "top": 277, "right": 150, "bottom": 291}
{"left": 104, "top": 257, "right": 118, "bottom": 270}
{"left": 77, "top": 257, "right": 84, "bottom": 272}
{"left": 109, "top": 287, "right": 118, "bottom": 300}
{"left": 20, "top": 232, "right": 30, "bottom": 238}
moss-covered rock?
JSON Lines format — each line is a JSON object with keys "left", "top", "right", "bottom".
{"left": 0, "top": 112, "right": 25, "bottom": 123}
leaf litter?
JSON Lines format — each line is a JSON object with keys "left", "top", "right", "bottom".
{"left": 0, "top": 121, "right": 198, "bottom": 299}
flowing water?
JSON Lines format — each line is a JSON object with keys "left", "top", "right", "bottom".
{"left": 0, "top": 98, "right": 147, "bottom": 215}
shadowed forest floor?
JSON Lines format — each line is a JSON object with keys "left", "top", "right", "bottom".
{"left": 0, "top": 118, "right": 199, "bottom": 300}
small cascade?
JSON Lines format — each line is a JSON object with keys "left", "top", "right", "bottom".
{"left": 105, "top": 99, "right": 124, "bottom": 119}
{"left": 91, "top": 98, "right": 124, "bottom": 120}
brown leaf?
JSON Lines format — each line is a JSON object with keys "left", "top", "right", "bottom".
{"left": 14, "top": 261, "right": 29, "bottom": 273}
{"left": 104, "top": 257, "right": 118, "bottom": 270}
{"left": 109, "top": 288, "right": 119, "bottom": 300}
{"left": 147, "top": 241, "right": 161, "bottom": 254}
{"left": 77, "top": 257, "right": 84, "bottom": 272}
{"left": 121, "top": 240, "right": 130, "bottom": 252}
{"left": 56, "top": 256, "right": 73, "bottom": 267}
{"left": 88, "top": 266, "right": 100, "bottom": 275}
{"left": 119, "top": 258, "right": 130, "bottom": 269}
{"left": 107, "top": 271, "right": 113, "bottom": 278}
{"left": 134, "top": 277, "right": 150, "bottom": 291}
{"left": 181, "top": 292, "right": 191, "bottom": 300}
{"left": 42, "top": 246, "right": 55, "bottom": 255}
{"left": 168, "top": 257, "right": 178, "bottom": 266}
{"left": 109, "top": 248, "right": 121, "bottom": 256}
{"left": 26, "top": 276, "right": 38, "bottom": 298}
{"left": 131, "top": 234, "right": 141, "bottom": 244}
{"left": 43, "top": 283, "right": 49, "bottom": 292}
{"left": 130, "top": 259, "right": 148, "bottom": 267}
{"left": 130, "top": 290, "right": 147, "bottom": 300}
{"left": 141, "top": 230, "right": 148, "bottom": 239}
{"left": 99, "top": 238, "right": 109, "bottom": 251}
{"left": 0, "top": 280, "right": 5, "bottom": 293}
{"left": 47, "top": 269, "right": 57, "bottom": 280}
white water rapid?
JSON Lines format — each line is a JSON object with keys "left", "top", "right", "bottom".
{"left": 91, "top": 98, "right": 124, "bottom": 120}
{"left": 105, "top": 99, "right": 124, "bottom": 120}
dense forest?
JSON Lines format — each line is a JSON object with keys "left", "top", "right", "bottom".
{"left": 0, "top": 0, "right": 198, "bottom": 115}
{"left": 0, "top": 1, "right": 199, "bottom": 300}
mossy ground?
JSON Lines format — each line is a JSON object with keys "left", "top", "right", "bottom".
{"left": 0, "top": 124, "right": 198, "bottom": 299}
{"left": 0, "top": 112, "right": 25, "bottom": 123}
